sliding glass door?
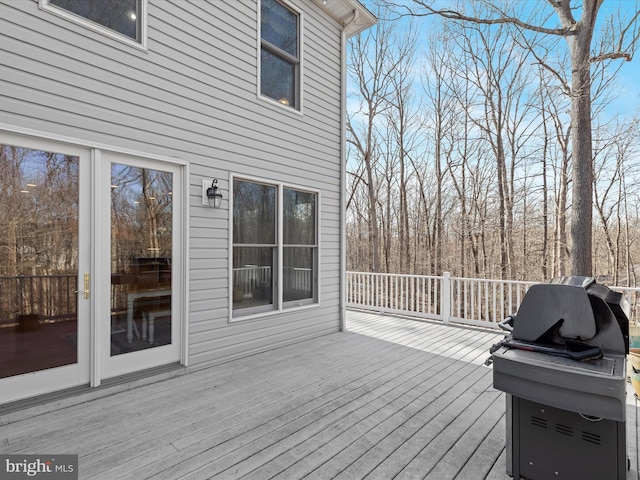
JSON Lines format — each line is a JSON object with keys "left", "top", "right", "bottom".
{"left": 100, "top": 151, "right": 182, "bottom": 379}
{"left": 0, "top": 133, "right": 184, "bottom": 404}
{"left": 0, "top": 135, "right": 91, "bottom": 403}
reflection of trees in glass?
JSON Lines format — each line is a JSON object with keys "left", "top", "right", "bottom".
{"left": 233, "top": 180, "right": 276, "bottom": 245}
{"left": 260, "top": 0, "right": 298, "bottom": 107}
{"left": 50, "top": 0, "right": 139, "bottom": 40}
{"left": 261, "top": 0, "right": 297, "bottom": 56}
{"left": 283, "top": 189, "right": 316, "bottom": 301}
{"left": 0, "top": 145, "right": 78, "bottom": 278}
{"left": 111, "top": 165, "right": 172, "bottom": 273}
{"left": 0, "top": 145, "right": 78, "bottom": 317}
{"left": 261, "top": 50, "right": 296, "bottom": 107}
{"left": 284, "top": 189, "right": 315, "bottom": 246}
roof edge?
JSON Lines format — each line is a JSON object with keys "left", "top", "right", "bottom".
{"left": 311, "top": 0, "right": 377, "bottom": 37}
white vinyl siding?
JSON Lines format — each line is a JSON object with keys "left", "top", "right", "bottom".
{"left": 0, "top": 0, "right": 343, "bottom": 369}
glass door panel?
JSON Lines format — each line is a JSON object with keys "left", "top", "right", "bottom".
{"left": 0, "top": 144, "right": 80, "bottom": 379}
{"left": 110, "top": 164, "right": 173, "bottom": 356}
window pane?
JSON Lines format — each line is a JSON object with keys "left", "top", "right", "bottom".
{"left": 261, "top": 49, "right": 296, "bottom": 108}
{"left": 0, "top": 145, "right": 79, "bottom": 378}
{"left": 284, "top": 247, "right": 315, "bottom": 303}
{"left": 50, "top": 0, "right": 140, "bottom": 40}
{"left": 261, "top": 0, "right": 298, "bottom": 57}
{"left": 233, "top": 247, "right": 275, "bottom": 311}
{"left": 110, "top": 165, "right": 173, "bottom": 356}
{"left": 284, "top": 189, "right": 316, "bottom": 245}
{"left": 233, "top": 180, "right": 276, "bottom": 245}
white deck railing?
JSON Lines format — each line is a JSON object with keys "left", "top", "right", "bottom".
{"left": 232, "top": 266, "right": 312, "bottom": 296}
{"left": 346, "top": 271, "right": 640, "bottom": 329}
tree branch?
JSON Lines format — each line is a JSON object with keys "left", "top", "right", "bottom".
{"left": 404, "top": 0, "right": 571, "bottom": 36}
{"left": 590, "top": 51, "right": 632, "bottom": 63}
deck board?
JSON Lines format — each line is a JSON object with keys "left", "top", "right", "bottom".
{"left": 0, "top": 310, "right": 638, "bottom": 479}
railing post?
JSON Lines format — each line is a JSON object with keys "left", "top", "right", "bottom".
{"left": 441, "top": 272, "right": 451, "bottom": 324}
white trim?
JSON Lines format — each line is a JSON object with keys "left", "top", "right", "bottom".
{"left": 39, "top": 0, "right": 148, "bottom": 51}
{"left": 228, "top": 303, "right": 322, "bottom": 324}
{"left": 0, "top": 124, "right": 187, "bottom": 167}
{"left": 257, "top": 0, "right": 304, "bottom": 115}
{"left": 339, "top": 10, "right": 358, "bottom": 332}
{"left": 0, "top": 133, "right": 92, "bottom": 404}
{"left": 101, "top": 152, "right": 185, "bottom": 380}
{"left": 228, "top": 174, "right": 320, "bottom": 323}
{"left": 90, "top": 148, "right": 102, "bottom": 387}
{"left": 181, "top": 161, "right": 190, "bottom": 367}
{"left": 0, "top": 126, "right": 189, "bottom": 401}
{"left": 277, "top": 176, "right": 284, "bottom": 311}
{"left": 259, "top": 95, "right": 305, "bottom": 118}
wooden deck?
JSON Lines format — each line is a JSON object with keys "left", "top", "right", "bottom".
{"left": 0, "top": 309, "right": 638, "bottom": 479}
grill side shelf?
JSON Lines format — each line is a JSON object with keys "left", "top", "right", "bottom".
{"left": 493, "top": 347, "right": 626, "bottom": 421}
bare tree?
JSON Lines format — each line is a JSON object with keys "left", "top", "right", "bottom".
{"left": 347, "top": 19, "right": 398, "bottom": 272}
{"left": 441, "top": 15, "right": 537, "bottom": 278}
{"left": 400, "top": 0, "right": 640, "bottom": 275}
{"left": 593, "top": 117, "right": 640, "bottom": 283}
{"left": 384, "top": 23, "right": 421, "bottom": 273}
{"left": 421, "top": 29, "right": 457, "bottom": 275}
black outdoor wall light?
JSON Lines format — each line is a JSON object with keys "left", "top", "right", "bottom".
{"left": 206, "top": 179, "right": 223, "bottom": 208}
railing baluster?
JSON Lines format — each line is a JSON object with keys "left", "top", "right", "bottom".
{"left": 492, "top": 282, "right": 497, "bottom": 323}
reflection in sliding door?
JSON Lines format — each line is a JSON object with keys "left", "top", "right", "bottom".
{"left": 109, "top": 164, "right": 173, "bottom": 356}
{"left": 0, "top": 144, "right": 79, "bottom": 378}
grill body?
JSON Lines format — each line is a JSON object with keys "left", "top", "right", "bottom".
{"left": 508, "top": 396, "right": 626, "bottom": 480}
{"left": 492, "top": 276, "right": 629, "bottom": 480}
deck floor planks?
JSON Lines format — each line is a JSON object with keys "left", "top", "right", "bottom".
{"left": 91, "top": 334, "right": 468, "bottom": 478}
{"left": 333, "top": 367, "right": 497, "bottom": 480}
{"left": 87, "top": 333, "right": 430, "bottom": 478}
{"left": 348, "top": 310, "right": 501, "bottom": 366}
{"left": 142, "top": 336, "right": 478, "bottom": 479}
{"left": 6, "top": 335, "right": 359, "bottom": 455}
{"left": 193, "top": 348, "right": 471, "bottom": 479}
{"left": 453, "top": 411, "right": 507, "bottom": 480}
{"left": 303, "top": 361, "right": 488, "bottom": 480}
{"left": 244, "top": 355, "right": 484, "bottom": 480}
{"left": 1, "top": 333, "right": 354, "bottom": 446}
{"left": 0, "top": 309, "right": 637, "bottom": 480}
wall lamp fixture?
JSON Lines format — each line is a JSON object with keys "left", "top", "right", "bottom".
{"left": 206, "top": 179, "right": 223, "bottom": 208}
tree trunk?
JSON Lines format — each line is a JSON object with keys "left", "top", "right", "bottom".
{"left": 567, "top": 2, "right": 601, "bottom": 276}
{"left": 365, "top": 151, "right": 380, "bottom": 272}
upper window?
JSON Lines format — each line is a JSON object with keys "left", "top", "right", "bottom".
{"left": 232, "top": 178, "right": 318, "bottom": 318}
{"left": 260, "top": 0, "right": 301, "bottom": 110}
{"left": 41, "top": 0, "right": 145, "bottom": 47}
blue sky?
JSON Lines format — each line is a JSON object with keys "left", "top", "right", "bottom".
{"left": 356, "top": 0, "right": 640, "bottom": 118}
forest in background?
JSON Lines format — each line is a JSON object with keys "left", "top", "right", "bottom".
{"left": 345, "top": 0, "right": 640, "bottom": 285}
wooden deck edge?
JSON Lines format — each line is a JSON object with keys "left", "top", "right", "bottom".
{"left": 0, "top": 363, "right": 186, "bottom": 424}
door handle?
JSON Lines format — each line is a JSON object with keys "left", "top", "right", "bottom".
{"left": 82, "top": 273, "right": 90, "bottom": 299}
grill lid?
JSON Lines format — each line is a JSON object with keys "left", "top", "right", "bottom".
{"left": 511, "top": 276, "right": 629, "bottom": 355}
{"left": 513, "top": 282, "right": 596, "bottom": 342}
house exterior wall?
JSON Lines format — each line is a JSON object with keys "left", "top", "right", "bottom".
{"left": 0, "top": 0, "right": 346, "bottom": 372}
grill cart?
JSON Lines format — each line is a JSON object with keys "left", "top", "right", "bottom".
{"left": 490, "top": 276, "right": 630, "bottom": 480}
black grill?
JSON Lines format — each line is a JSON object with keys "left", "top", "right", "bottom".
{"left": 491, "top": 276, "right": 629, "bottom": 479}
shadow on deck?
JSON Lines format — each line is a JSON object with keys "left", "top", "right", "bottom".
{"left": 0, "top": 309, "right": 637, "bottom": 479}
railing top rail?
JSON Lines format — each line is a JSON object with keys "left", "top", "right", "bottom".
{"left": 449, "top": 276, "right": 538, "bottom": 286}
{"left": 346, "top": 271, "right": 442, "bottom": 280}
{"left": 0, "top": 274, "right": 76, "bottom": 280}
{"left": 347, "top": 271, "right": 640, "bottom": 296}
{"left": 608, "top": 285, "right": 640, "bottom": 293}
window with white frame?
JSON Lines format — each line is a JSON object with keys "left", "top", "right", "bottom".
{"left": 41, "top": 0, "right": 145, "bottom": 46}
{"left": 260, "top": 0, "right": 301, "bottom": 109}
{"left": 232, "top": 178, "right": 318, "bottom": 317}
